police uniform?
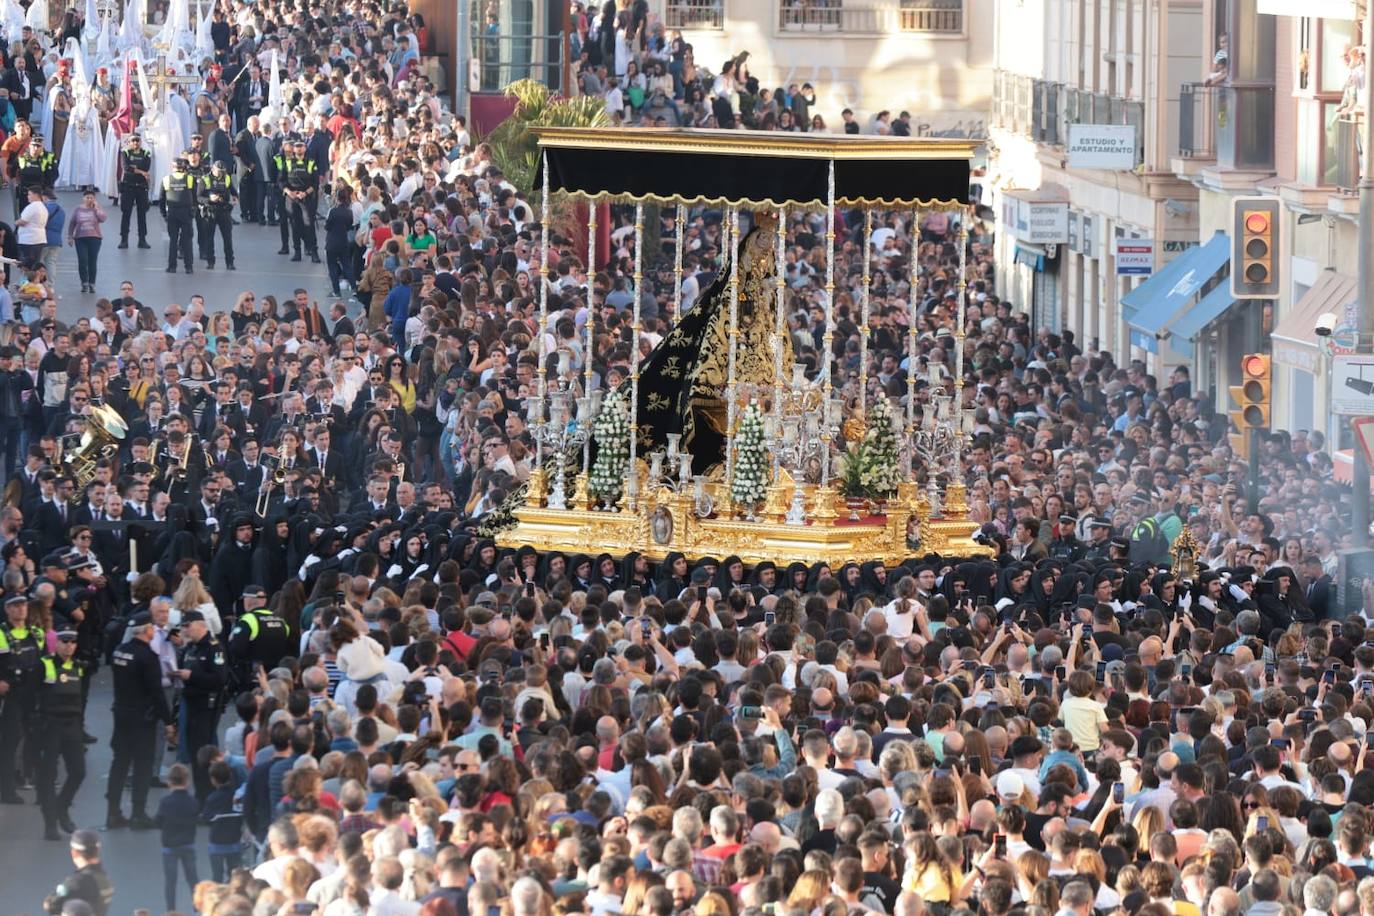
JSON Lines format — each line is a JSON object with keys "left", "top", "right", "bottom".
{"left": 199, "top": 166, "right": 237, "bottom": 270}
{"left": 177, "top": 610, "right": 227, "bottom": 800}
{"left": 269, "top": 133, "right": 291, "bottom": 250}
{"left": 36, "top": 633, "right": 86, "bottom": 839}
{"left": 0, "top": 595, "right": 45, "bottom": 802}
{"left": 160, "top": 159, "right": 198, "bottom": 274}
{"left": 118, "top": 140, "right": 153, "bottom": 248}
{"left": 185, "top": 151, "right": 212, "bottom": 261}
{"left": 15, "top": 145, "right": 56, "bottom": 216}
{"left": 224, "top": 596, "right": 291, "bottom": 685}
{"left": 44, "top": 831, "right": 113, "bottom": 916}
{"left": 282, "top": 141, "right": 320, "bottom": 262}
{"left": 105, "top": 613, "right": 173, "bottom": 828}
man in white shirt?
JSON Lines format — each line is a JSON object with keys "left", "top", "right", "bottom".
{"left": 250, "top": 819, "right": 304, "bottom": 890}
{"left": 161, "top": 303, "right": 193, "bottom": 340}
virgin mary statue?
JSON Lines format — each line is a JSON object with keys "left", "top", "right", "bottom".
{"left": 623, "top": 209, "right": 792, "bottom": 475}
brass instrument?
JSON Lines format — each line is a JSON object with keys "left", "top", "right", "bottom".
{"left": 168, "top": 433, "right": 200, "bottom": 485}
{"left": 59, "top": 404, "right": 128, "bottom": 504}
{"left": 255, "top": 455, "right": 286, "bottom": 518}
{"left": 147, "top": 439, "right": 161, "bottom": 482}
{"left": 395, "top": 463, "right": 405, "bottom": 483}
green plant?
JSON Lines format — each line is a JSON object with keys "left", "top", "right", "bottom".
{"left": 837, "top": 443, "right": 868, "bottom": 499}
{"left": 484, "top": 79, "right": 610, "bottom": 199}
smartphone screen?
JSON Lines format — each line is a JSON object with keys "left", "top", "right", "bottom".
{"left": 994, "top": 834, "right": 1007, "bottom": 857}
{"left": 1112, "top": 782, "right": 1124, "bottom": 803}
{"left": 764, "top": 611, "right": 776, "bottom": 626}
{"left": 1256, "top": 815, "right": 1270, "bottom": 831}
{"left": 969, "top": 756, "right": 984, "bottom": 776}
{"left": 1054, "top": 665, "right": 1067, "bottom": 680}
{"left": 983, "top": 671, "right": 996, "bottom": 689}
{"left": 1095, "top": 660, "right": 1107, "bottom": 683}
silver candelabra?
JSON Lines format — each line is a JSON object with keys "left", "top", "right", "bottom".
{"left": 527, "top": 376, "right": 593, "bottom": 511}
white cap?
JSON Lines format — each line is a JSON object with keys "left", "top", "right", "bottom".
{"left": 996, "top": 771, "right": 1024, "bottom": 799}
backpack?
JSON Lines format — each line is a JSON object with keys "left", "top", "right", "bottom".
{"left": 1129, "top": 516, "right": 1169, "bottom": 564}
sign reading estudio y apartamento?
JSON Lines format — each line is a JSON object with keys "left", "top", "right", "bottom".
{"left": 1066, "top": 124, "right": 1137, "bottom": 170}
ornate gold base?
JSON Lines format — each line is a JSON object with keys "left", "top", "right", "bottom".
{"left": 496, "top": 476, "right": 994, "bottom": 567}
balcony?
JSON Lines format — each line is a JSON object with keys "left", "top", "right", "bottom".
{"left": 1175, "top": 81, "right": 1274, "bottom": 182}
{"left": 777, "top": 0, "right": 962, "bottom": 33}
{"left": 666, "top": 0, "right": 724, "bottom": 29}
{"left": 1178, "top": 83, "right": 1217, "bottom": 160}
{"left": 1334, "top": 115, "right": 1361, "bottom": 195}
{"left": 992, "top": 73, "right": 1145, "bottom": 167}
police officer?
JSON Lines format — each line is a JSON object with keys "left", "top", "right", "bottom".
{"left": 36, "top": 628, "right": 86, "bottom": 840}
{"left": 43, "top": 830, "right": 113, "bottom": 916}
{"left": 117, "top": 134, "right": 153, "bottom": 249}
{"left": 282, "top": 137, "right": 320, "bottom": 263}
{"left": 1082, "top": 517, "right": 1115, "bottom": 561}
{"left": 33, "top": 550, "right": 79, "bottom": 630}
{"left": 200, "top": 160, "right": 237, "bottom": 270}
{"left": 1049, "top": 513, "right": 1084, "bottom": 561}
{"left": 271, "top": 132, "right": 293, "bottom": 254}
{"left": 15, "top": 136, "right": 56, "bottom": 217}
{"left": 105, "top": 611, "right": 174, "bottom": 830}
{"left": 175, "top": 609, "right": 226, "bottom": 801}
{"left": 0, "top": 591, "right": 44, "bottom": 803}
{"left": 184, "top": 145, "right": 211, "bottom": 263}
{"left": 225, "top": 584, "right": 291, "bottom": 687}
{"left": 159, "top": 156, "right": 197, "bottom": 275}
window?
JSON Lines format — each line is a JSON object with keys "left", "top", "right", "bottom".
{"left": 1294, "top": 16, "right": 1358, "bottom": 187}
{"left": 666, "top": 0, "right": 724, "bottom": 29}
{"left": 776, "top": 0, "right": 962, "bottom": 32}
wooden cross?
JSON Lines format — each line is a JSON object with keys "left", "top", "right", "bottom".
{"left": 145, "top": 44, "right": 202, "bottom": 112}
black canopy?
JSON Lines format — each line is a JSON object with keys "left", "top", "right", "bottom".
{"left": 533, "top": 127, "right": 974, "bottom": 208}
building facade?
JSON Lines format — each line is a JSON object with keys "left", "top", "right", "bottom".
{"left": 987, "top": 0, "right": 1205, "bottom": 374}
{"left": 653, "top": 0, "right": 994, "bottom": 135}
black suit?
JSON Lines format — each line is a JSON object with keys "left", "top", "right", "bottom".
{"left": 225, "top": 458, "right": 267, "bottom": 499}
{"left": 197, "top": 401, "right": 246, "bottom": 441}
{"left": 331, "top": 316, "right": 355, "bottom": 341}
{"left": 3, "top": 66, "right": 35, "bottom": 121}
{"left": 35, "top": 499, "right": 72, "bottom": 554}
{"left": 1306, "top": 575, "right": 1334, "bottom": 621}
{"left": 206, "top": 128, "right": 234, "bottom": 169}
{"left": 306, "top": 447, "right": 345, "bottom": 490}
{"left": 233, "top": 127, "right": 262, "bottom": 221}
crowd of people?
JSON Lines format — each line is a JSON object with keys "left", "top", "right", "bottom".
{"left": 565, "top": 3, "right": 902, "bottom": 133}
{"left": 0, "top": 0, "right": 1369, "bottom": 915}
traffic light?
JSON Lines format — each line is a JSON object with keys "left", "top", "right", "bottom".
{"left": 1228, "top": 353, "right": 1271, "bottom": 458}
{"left": 1231, "top": 197, "right": 1281, "bottom": 299}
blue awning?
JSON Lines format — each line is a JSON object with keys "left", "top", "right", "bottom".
{"left": 1121, "top": 233, "right": 1230, "bottom": 333}
{"left": 1168, "top": 282, "right": 1240, "bottom": 342}
{"left": 1014, "top": 244, "right": 1045, "bottom": 271}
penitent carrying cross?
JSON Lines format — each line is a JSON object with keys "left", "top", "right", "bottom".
{"left": 144, "top": 44, "right": 201, "bottom": 112}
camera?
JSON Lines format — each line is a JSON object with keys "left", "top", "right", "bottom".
{"left": 1315, "top": 311, "right": 1338, "bottom": 337}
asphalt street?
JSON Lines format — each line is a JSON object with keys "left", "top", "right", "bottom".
{"left": 35, "top": 187, "right": 340, "bottom": 327}
{"left": 3, "top": 189, "right": 336, "bottom": 914}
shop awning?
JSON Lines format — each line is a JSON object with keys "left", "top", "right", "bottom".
{"left": 1014, "top": 244, "right": 1046, "bottom": 271}
{"left": 1168, "top": 283, "right": 1240, "bottom": 342}
{"left": 1121, "top": 232, "right": 1231, "bottom": 333}
{"left": 1273, "top": 269, "right": 1357, "bottom": 372}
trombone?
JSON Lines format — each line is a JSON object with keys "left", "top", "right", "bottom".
{"left": 255, "top": 454, "right": 285, "bottom": 518}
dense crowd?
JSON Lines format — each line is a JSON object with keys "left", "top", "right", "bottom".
{"left": 0, "top": 0, "right": 1371, "bottom": 915}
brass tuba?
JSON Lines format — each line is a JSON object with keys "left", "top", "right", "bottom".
{"left": 60, "top": 404, "right": 128, "bottom": 503}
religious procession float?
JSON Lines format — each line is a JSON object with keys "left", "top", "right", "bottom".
{"left": 489, "top": 127, "right": 995, "bottom": 567}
